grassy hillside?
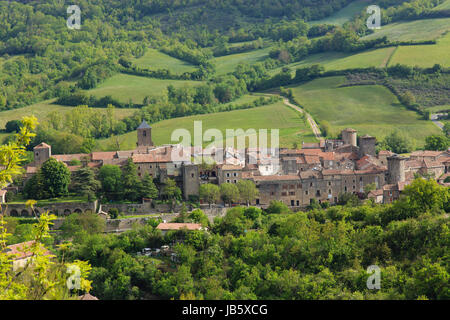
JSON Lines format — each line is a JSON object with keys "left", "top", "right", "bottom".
{"left": 95, "top": 101, "right": 317, "bottom": 151}
{"left": 309, "top": 0, "right": 369, "bottom": 25}
{"left": 389, "top": 32, "right": 450, "bottom": 67}
{"left": 132, "top": 49, "right": 197, "bottom": 74}
{"left": 0, "top": 100, "right": 138, "bottom": 129}
{"left": 433, "top": 0, "right": 450, "bottom": 10}
{"left": 289, "top": 76, "right": 442, "bottom": 147}
{"left": 362, "top": 18, "right": 450, "bottom": 42}
{"left": 213, "top": 47, "right": 272, "bottom": 75}
{"left": 86, "top": 73, "right": 203, "bottom": 104}
{"left": 270, "top": 47, "right": 395, "bottom": 75}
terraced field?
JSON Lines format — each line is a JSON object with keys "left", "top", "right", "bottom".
{"left": 309, "top": 0, "right": 369, "bottom": 25}
{"left": 270, "top": 47, "right": 396, "bottom": 75}
{"left": 289, "top": 76, "right": 442, "bottom": 147}
{"left": 213, "top": 47, "right": 272, "bottom": 75}
{"left": 132, "top": 48, "right": 197, "bottom": 74}
{"left": 95, "top": 101, "right": 317, "bottom": 151}
{"left": 0, "top": 100, "right": 138, "bottom": 130}
{"left": 87, "top": 73, "right": 203, "bottom": 104}
{"left": 389, "top": 32, "right": 450, "bottom": 67}
{"left": 362, "top": 18, "right": 450, "bottom": 42}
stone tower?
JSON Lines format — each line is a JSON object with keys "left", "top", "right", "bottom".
{"left": 387, "top": 155, "right": 406, "bottom": 184}
{"left": 137, "top": 120, "right": 153, "bottom": 147}
{"left": 341, "top": 128, "right": 357, "bottom": 147}
{"left": 33, "top": 142, "right": 51, "bottom": 167}
{"left": 358, "top": 135, "right": 376, "bottom": 158}
{"left": 182, "top": 164, "right": 199, "bottom": 200}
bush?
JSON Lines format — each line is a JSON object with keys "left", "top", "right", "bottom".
{"left": 108, "top": 208, "right": 119, "bottom": 219}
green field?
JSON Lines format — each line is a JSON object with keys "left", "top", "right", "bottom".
{"left": 362, "top": 18, "right": 450, "bottom": 42}
{"left": 389, "top": 32, "right": 450, "bottom": 67}
{"left": 270, "top": 47, "right": 396, "bottom": 75}
{"left": 213, "top": 47, "right": 272, "bottom": 75}
{"left": 309, "top": 0, "right": 369, "bottom": 25}
{"left": 289, "top": 76, "right": 442, "bottom": 147}
{"left": 87, "top": 73, "right": 203, "bottom": 104}
{"left": 132, "top": 48, "right": 197, "bottom": 74}
{"left": 433, "top": 0, "right": 450, "bottom": 10}
{"left": 96, "top": 101, "right": 316, "bottom": 150}
{"left": 0, "top": 100, "right": 138, "bottom": 130}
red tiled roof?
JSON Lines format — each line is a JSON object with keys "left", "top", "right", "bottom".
{"left": 53, "top": 154, "right": 89, "bottom": 162}
{"left": 156, "top": 223, "right": 202, "bottom": 231}
{"left": 91, "top": 151, "right": 117, "bottom": 161}
{"left": 253, "top": 175, "right": 300, "bottom": 181}
{"left": 5, "top": 241, "right": 52, "bottom": 260}
{"left": 34, "top": 142, "right": 51, "bottom": 149}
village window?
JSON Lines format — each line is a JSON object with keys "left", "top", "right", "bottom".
{"left": 291, "top": 200, "right": 295, "bottom": 206}
{"left": 174, "top": 164, "right": 177, "bottom": 168}
{"left": 316, "top": 190, "right": 320, "bottom": 197}
{"left": 256, "top": 199, "right": 260, "bottom": 205}
{"left": 329, "top": 189, "right": 332, "bottom": 194}
{"left": 328, "top": 181, "right": 331, "bottom": 186}
{"left": 143, "top": 131, "right": 146, "bottom": 137}
{"left": 344, "top": 186, "right": 347, "bottom": 192}
{"left": 289, "top": 192, "right": 295, "bottom": 196}
{"left": 353, "top": 185, "right": 356, "bottom": 190}
{"left": 282, "top": 192, "right": 287, "bottom": 196}
{"left": 297, "top": 184, "right": 302, "bottom": 189}
{"left": 233, "top": 180, "right": 237, "bottom": 183}
{"left": 296, "top": 200, "right": 300, "bottom": 206}
{"left": 305, "top": 191, "right": 309, "bottom": 195}
{"left": 310, "top": 182, "right": 313, "bottom": 187}
{"left": 226, "top": 173, "right": 230, "bottom": 177}
{"left": 150, "top": 165, "right": 152, "bottom": 168}
{"left": 289, "top": 185, "right": 294, "bottom": 189}
{"left": 227, "top": 179, "right": 230, "bottom": 183}
{"left": 191, "top": 173, "right": 194, "bottom": 178}
{"left": 233, "top": 172, "right": 237, "bottom": 177}
{"left": 138, "top": 173, "right": 141, "bottom": 177}
{"left": 359, "top": 177, "right": 363, "bottom": 182}
{"left": 271, "top": 192, "right": 275, "bottom": 195}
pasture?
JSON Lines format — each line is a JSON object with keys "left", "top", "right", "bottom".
{"left": 95, "top": 101, "right": 317, "bottom": 151}
{"left": 132, "top": 48, "right": 197, "bottom": 74}
{"left": 289, "top": 76, "right": 442, "bottom": 147}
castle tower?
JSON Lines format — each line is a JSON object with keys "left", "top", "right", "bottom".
{"left": 387, "top": 155, "right": 406, "bottom": 184}
{"left": 341, "top": 128, "right": 357, "bottom": 147}
{"left": 137, "top": 120, "right": 153, "bottom": 147}
{"left": 33, "top": 142, "right": 51, "bottom": 167}
{"left": 358, "top": 135, "right": 376, "bottom": 158}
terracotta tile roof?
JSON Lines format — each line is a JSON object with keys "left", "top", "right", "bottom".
{"left": 220, "top": 164, "right": 243, "bottom": 170}
{"left": 410, "top": 150, "right": 443, "bottom": 158}
{"left": 320, "top": 152, "right": 335, "bottom": 161}
{"left": 368, "top": 189, "right": 383, "bottom": 197}
{"left": 253, "top": 174, "right": 300, "bottom": 181}
{"left": 5, "top": 241, "right": 52, "bottom": 260}
{"left": 132, "top": 153, "right": 173, "bottom": 163}
{"left": 53, "top": 154, "right": 89, "bottom": 162}
{"left": 300, "top": 170, "right": 321, "bottom": 179}
{"left": 34, "top": 142, "right": 51, "bottom": 149}
{"left": 304, "top": 155, "right": 320, "bottom": 164}
{"left": 156, "top": 223, "right": 202, "bottom": 231}
{"left": 423, "top": 159, "right": 444, "bottom": 168}
{"left": 405, "top": 160, "right": 422, "bottom": 169}
{"left": 26, "top": 166, "right": 37, "bottom": 174}
{"left": 91, "top": 151, "right": 117, "bottom": 161}
{"left": 79, "top": 293, "right": 99, "bottom": 300}
{"left": 378, "top": 150, "right": 394, "bottom": 156}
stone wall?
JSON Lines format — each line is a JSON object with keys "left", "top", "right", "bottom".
{"left": 4, "top": 200, "right": 97, "bottom": 217}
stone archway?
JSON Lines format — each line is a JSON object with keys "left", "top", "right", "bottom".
{"left": 74, "top": 208, "right": 82, "bottom": 214}
{"left": 21, "top": 209, "right": 29, "bottom": 217}
{"left": 64, "top": 209, "right": 71, "bottom": 216}
{"left": 10, "top": 209, "right": 19, "bottom": 217}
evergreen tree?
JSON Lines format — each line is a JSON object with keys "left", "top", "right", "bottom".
{"left": 71, "top": 167, "right": 101, "bottom": 201}
{"left": 122, "top": 158, "right": 141, "bottom": 202}
{"left": 139, "top": 173, "right": 158, "bottom": 200}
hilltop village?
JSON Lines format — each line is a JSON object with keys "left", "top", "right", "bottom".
{"left": 5, "top": 121, "right": 447, "bottom": 212}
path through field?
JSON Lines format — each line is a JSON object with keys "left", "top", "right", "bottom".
{"left": 281, "top": 98, "right": 324, "bottom": 142}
